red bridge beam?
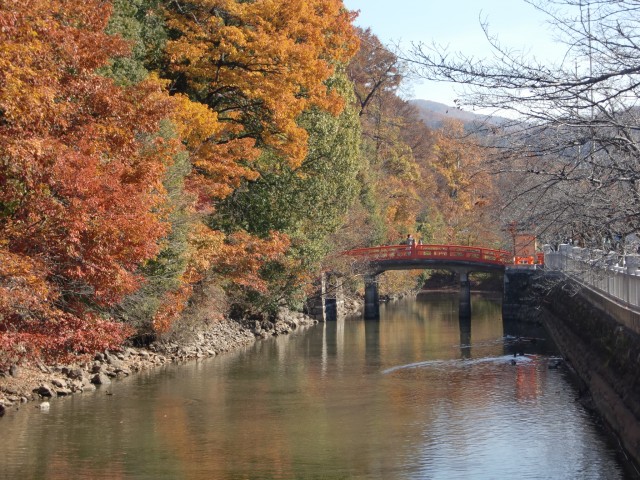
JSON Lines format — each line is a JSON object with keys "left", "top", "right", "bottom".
{"left": 343, "top": 244, "right": 514, "bottom": 266}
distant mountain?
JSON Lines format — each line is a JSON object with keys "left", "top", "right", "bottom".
{"left": 409, "top": 99, "right": 506, "bottom": 131}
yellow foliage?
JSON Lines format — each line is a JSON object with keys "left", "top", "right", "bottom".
{"left": 164, "top": 0, "right": 359, "bottom": 167}
{"left": 171, "top": 94, "right": 221, "bottom": 149}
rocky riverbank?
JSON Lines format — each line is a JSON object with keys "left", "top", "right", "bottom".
{"left": 0, "top": 309, "right": 318, "bottom": 417}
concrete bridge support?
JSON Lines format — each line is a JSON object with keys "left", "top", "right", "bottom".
{"left": 458, "top": 270, "right": 471, "bottom": 318}
{"left": 323, "top": 272, "right": 344, "bottom": 321}
{"left": 502, "top": 268, "right": 540, "bottom": 322}
{"left": 306, "top": 272, "right": 344, "bottom": 321}
{"left": 363, "top": 269, "right": 473, "bottom": 320}
{"left": 364, "top": 274, "right": 380, "bottom": 320}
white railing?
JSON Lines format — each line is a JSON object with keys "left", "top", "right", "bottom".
{"left": 544, "top": 244, "right": 640, "bottom": 312}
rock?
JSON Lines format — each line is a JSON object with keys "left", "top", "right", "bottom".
{"left": 94, "top": 353, "right": 105, "bottom": 362}
{"left": 56, "top": 388, "right": 72, "bottom": 396}
{"left": 91, "top": 363, "right": 102, "bottom": 374}
{"left": 36, "top": 362, "right": 51, "bottom": 374}
{"left": 107, "top": 358, "right": 124, "bottom": 369}
{"left": 39, "top": 401, "right": 50, "bottom": 411}
{"left": 34, "top": 384, "right": 54, "bottom": 398}
{"left": 70, "top": 380, "right": 84, "bottom": 392}
{"left": 91, "top": 373, "right": 111, "bottom": 385}
{"left": 65, "top": 368, "right": 84, "bottom": 380}
{"left": 9, "top": 365, "right": 20, "bottom": 378}
{"left": 51, "top": 378, "right": 66, "bottom": 389}
{"left": 82, "top": 381, "right": 97, "bottom": 392}
{"left": 0, "top": 404, "right": 5, "bottom": 417}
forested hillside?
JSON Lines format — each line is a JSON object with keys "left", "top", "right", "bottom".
{"left": 0, "top": 1, "right": 501, "bottom": 366}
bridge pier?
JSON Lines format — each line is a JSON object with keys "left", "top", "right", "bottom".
{"left": 344, "top": 244, "right": 511, "bottom": 321}
{"left": 502, "top": 267, "right": 539, "bottom": 322}
{"left": 364, "top": 274, "right": 380, "bottom": 320}
{"left": 458, "top": 270, "right": 471, "bottom": 318}
{"left": 305, "top": 272, "right": 344, "bottom": 321}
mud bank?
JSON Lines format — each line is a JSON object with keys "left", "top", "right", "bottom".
{"left": 0, "top": 310, "right": 318, "bottom": 416}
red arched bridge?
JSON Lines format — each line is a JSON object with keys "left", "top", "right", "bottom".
{"left": 343, "top": 244, "right": 514, "bottom": 271}
{"left": 341, "top": 244, "right": 541, "bottom": 319}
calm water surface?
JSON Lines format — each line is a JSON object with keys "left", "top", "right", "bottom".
{"left": 0, "top": 294, "right": 630, "bottom": 479}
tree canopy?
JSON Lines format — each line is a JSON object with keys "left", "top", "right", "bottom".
{"left": 407, "top": 0, "right": 640, "bottom": 248}
{"left": 0, "top": 0, "right": 503, "bottom": 365}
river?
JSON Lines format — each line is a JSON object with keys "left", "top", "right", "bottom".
{"left": 0, "top": 293, "right": 631, "bottom": 479}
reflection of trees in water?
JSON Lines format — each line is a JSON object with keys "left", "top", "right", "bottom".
{"left": 1, "top": 296, "right": 610, "bottom": 479}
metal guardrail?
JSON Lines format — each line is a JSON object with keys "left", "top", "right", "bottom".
{"left": 545, "top": 244, "right": 640, "bottom": 311}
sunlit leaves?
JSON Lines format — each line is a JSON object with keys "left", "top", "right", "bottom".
{"left": 164, "top": 0, "right": 358, "bottom": 168}
{"left": 0, "top": 0, "right": 174, "bottom": 360}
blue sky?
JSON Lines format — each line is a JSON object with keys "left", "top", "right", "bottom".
{"left": 342, "top": 0, "right": 558, "bottom": 106}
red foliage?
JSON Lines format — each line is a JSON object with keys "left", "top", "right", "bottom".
{"left": 0, "top": 0, "right": 175, "bottom": 361}
{"left": 0, "top": 313, "right": 133, "bottom": 367}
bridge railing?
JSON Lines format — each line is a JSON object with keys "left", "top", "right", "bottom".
{"left": 344, "top": 244, "right": 513, "bottom": 266}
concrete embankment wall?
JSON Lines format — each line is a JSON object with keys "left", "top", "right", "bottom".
{"left": 539, "top": 276, "right": 640, "bottom": 465}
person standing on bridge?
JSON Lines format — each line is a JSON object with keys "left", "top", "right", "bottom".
{"left": 406, "top": 234, "right": 415, "bottom": 253}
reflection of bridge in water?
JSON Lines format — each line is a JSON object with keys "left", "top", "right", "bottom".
{"left": 342, "top": 244, "right": 534, "bottom": 319}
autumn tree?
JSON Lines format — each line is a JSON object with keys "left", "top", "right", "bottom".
{"left": 0, "top": 0, "right": 176, "bottom": 362}
{"left": 211, "top": 70, "right": 362, "bottom": 312}
{"left": 153, "top": 0, "right": 360, "bottom": 317}
{"left": 348, "top": 28, "right": 402, "bottom": 116}
{"left": 428, "top": 120, "right": 498, "bottom": 245}
{"left": 162, "top": 0, "right": 358, "bottom": 200}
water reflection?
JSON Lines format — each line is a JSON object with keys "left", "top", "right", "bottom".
{"left": 0, "top": 294, "right": 629, "bottom": 479}
{"left": 459, "top": 316, "right": 471, "bottom": 359}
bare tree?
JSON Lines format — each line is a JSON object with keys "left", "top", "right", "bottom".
{"left": 406, "top": 0, "right": 640, "bottom": 250}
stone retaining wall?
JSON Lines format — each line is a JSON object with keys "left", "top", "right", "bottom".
{"left": 540, "top": 279, "right": 640, "bottom": 467}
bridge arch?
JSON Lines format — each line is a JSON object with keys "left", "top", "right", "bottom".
{"left": 344, "top": 244, "right": 513, "bottom": 319}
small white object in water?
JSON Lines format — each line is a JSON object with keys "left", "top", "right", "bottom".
{"left": 39, "top": 401, "right": 50, "bottom": 411}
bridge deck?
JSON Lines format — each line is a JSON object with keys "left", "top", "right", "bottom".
{"left": 345, "top": 244, "right": 513, "bottom": 267}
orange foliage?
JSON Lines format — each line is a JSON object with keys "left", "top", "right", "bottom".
{"left": 164, "top": 0, "right": 359, "bottom": 201}
{"left": 186, "top": 226, "right": 291, "bottom": 293}
{"left": 0, "top": 0, "right": 362, "bottom": 352}
{"left": 0, "top": 0, "right": 174, "bottom": 360}
{"left": 151, "top": 226, "right": 292, "bottom": 332}
{"left": 429, "top": 120, "right": 498, "bottom": 244}
{"left": 152, "top": 284, "right": 194, "bottom": 334}
{"left": 0, "top": 247, "right": 132, "bottom": 365}
{"left": 217, "top": 231, "right": 292, "bottom": 293}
